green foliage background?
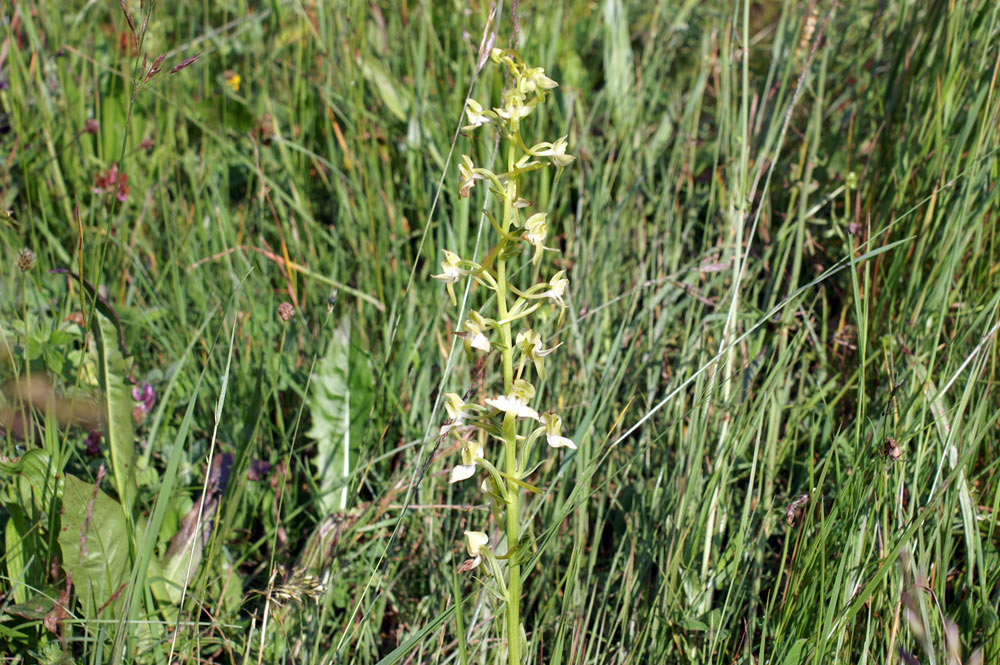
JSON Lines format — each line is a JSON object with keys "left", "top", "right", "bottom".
{"left": 1, "top": 1, "right": 999, "bottom": 663}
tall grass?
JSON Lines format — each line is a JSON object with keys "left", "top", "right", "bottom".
{"left": 1, "top": 1, "right": 998, "bottom": 663}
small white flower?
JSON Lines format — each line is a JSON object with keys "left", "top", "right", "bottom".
{"left": 494, "top": 89, "right": 534, "bottom": 121}
{"left": 532, "top": 136, "right": 575, "bottom": 167}
{"left": 432, "top": 249, "right": 478, "bottom": 306}
{"left": 516, "top": 329, "right": 561, "bottom": 378}
{"left": 459, "top": 530, "right": 489, "bottom": 571}
{"left": 548, "top": 136, "right": 576, "bottom": 167}
{"left": 541, "top": 270, "right": 569, "bottom": 307}
{"left": 523, "top": 212, "right": 554, "bottom": 265}
{"left": 541, "top": 411, "right": 576, "bottom": 449}
{"left": 449, "top": 439, "right": 484, "bottom": 483}
{"left": 431, "top": 249, "right": 464, "bottom": 284}
{"left": 513, "top": 197, "right": 532, "bottom": 209}
{"left": 462, "top": 99, "right": 494, "bottom": 131}
{"left": 485, "top": 379, "right": 539, "bottom": 420}
{"left": 462, "top": 311, "right": 492, "bottom": 352}
{"left": 443, "top": 392, "right": 471, "bottom": 422}
{"left": 520, "top": 67, "right": 558, "bottom": 95}
{"left": 485, "top": 395, "right": 539, "bottom": 421}
{"left": 459, "top": 155, "right": 482, "bottom": 198}
{"left": 441, "top": 392, "right": 480, "bottom": 435}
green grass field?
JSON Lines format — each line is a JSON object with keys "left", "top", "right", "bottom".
{"left": 2, "top": 1, "right": 1000, "bottom": 663}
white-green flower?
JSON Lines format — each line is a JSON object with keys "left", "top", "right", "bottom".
{"left": 485, "top": 379, "right": 539, "bottom": 421}
{"left": 462, "top": 99, "right": 494, "bottom": 131}
{"left": 441, "top": 392, "right": 480, "bottom": 435}
{"left": 431, "top": 249, "right": 464, "bottom": 284}
{"left": 432, "top": 249, "right": 472, "bottom": 306}
{"left": 541, "top": 270, "right": 569, "bottom": 307}
{"left": 540, "top": 411, "right": 576, "bottom": 449}
{"left": 495, "top": 89, "right": 534, "bottom": 122}
{"left": 516, "top": 328, "right": 560, "bottom": 379}
{"left": 449, "top": 439, "right": 485, "bottom": 483}
{"left": 462, "top": 311, "right": 492, "bottom": 353}
{"left": 444, "top": 392, "right": 471, "bottom": 421}
{"left": 520, "top": 67, "right": 558, "bottom": 95}
{"left": 459, "top": 530, "right": 489, "bottom": 571}
{"left": 531, "top": 136, "right": 575, "bottom": 167}
{"left": 459, "top": 155, "right": 483, "bottom": 198}
{"left": 548, "top": 136, "right": 575, "bottom": 167}
{"left": 523, "top": 212, "right": 554, "bottom": 265}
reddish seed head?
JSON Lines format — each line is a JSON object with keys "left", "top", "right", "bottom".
{"left": 278, "top": 302, "right": 295, "bottom": 321}
{"left": 169, "top": 53, "right": 202, "bottom": 75}
{"left": 83, "top": 118, "right": 100, "bottom": 134}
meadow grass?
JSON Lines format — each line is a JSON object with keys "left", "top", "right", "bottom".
{"left": 1, "top": 1, "right": 999, "bottom": 663}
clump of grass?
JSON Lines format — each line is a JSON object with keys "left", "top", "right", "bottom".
{"left": 0, "top": 2, "right": 998, "bottom": 664}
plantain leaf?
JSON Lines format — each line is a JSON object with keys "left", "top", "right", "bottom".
{"left": 0, "top": 448, "right": 63, "bottom": 514}
{"left": 0, "top": 450, "right": 62, "bottom": 605}
{"left": 58, "top": 474, "right": 131, "bottom": 619}
{"left": 90, "top": 307, "right": 137, "bottom": 513}
{"left": 307, "top": 318, "right": 374, "bottom": 514}
{"left": 4, "top": 507, "right": 31, "bottom": 605}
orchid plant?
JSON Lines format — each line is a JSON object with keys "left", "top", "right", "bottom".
{"left": 432, "top": 48, "right": 576, "bottom": 665}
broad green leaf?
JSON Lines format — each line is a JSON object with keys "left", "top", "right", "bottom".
{"left": 58, "top": 474, "right": 131, "bottom": 620}
{"left": 159, "top": 495, "right": 214, "bottom": 604}
{"left": 4, "top": 507, "right": 31, "bottom": 605}
{"left": 90, "top": 307, "right": 137, "bottom": 513}
{"left": 1, "top": 450, "right": 61, "bottom": 606}
{"left": 3, "top": 588, "right": 57, "bottom": 621}
{"left": 193, "top": 97, "right": 256, "bottom": 134}
{"left": 0, "top": 448, "right": 62, "bottom": 514}
{"left": 308, "top": 318, "right": 374, "bottom": 514}
{"left": 783, "top": 638, "right": 810, "bottom": 665}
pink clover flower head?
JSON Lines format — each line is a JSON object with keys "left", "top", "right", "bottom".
{"left": 132, "top": 382, "right": 156, "bottom": 414}
{"left": 92, "top": 164, "right": 130, "bottom": 202}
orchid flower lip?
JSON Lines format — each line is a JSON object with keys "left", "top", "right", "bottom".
{"left": 541, "top": 411, "right": 577, "bottom": 449}
{"left": 449, "top": 464, "right": 476, "bottom": 483}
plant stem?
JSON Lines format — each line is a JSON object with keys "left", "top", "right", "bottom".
{"left": 496, "top": 137, "right": 521, "bottom": 665}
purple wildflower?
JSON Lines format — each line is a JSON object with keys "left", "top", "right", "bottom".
{"left": 84, "top": 430, "right": 102, "bottom": 456}
{"left": 132, "top": 382, "right": 156, "bottom": 414}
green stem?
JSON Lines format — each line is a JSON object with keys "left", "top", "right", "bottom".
{"left": 496, "top": 137, "right": 522, "bottom": 665}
